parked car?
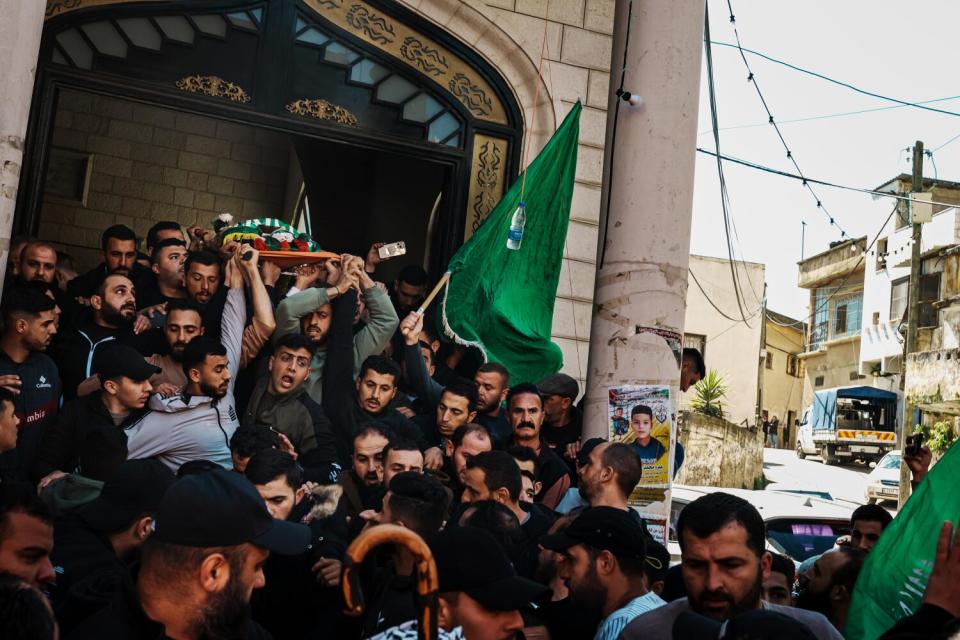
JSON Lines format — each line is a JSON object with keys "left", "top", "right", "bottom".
{"left": 864, "top": 451, "right": 901, "bottom": 504}
{"left": 668, "top": 486, "right": 855, "bottom": 565}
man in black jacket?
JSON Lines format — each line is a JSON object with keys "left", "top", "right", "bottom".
{"left": 34, "top": 345, "right": 158, "bottom": 487}
{"left": 65, "top": 224, "right": 141, "bottom": 302}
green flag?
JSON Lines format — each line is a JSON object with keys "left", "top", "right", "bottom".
{"left": 845, "top": 440, "right": 960, "bottom": 639}
{"left": 440, "top": 102, "right": 581, "bottom": 384}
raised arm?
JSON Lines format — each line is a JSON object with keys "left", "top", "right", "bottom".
{"left": 237, "top": 250, "right": 276, "bottom": 368}
{"left": 221, "top": 253, "right": 247, "bottom": 386}
{"left": 400, "top": 311, "right": 443, "bottom": 410}
{"left": 352, "top": 275, "right": 399, "bottom": 370}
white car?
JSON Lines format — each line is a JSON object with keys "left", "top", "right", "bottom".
{"left": 864, "top": 451, "right": 901, "bottom": 504}
{"left": 667, "top": 486, "right": 855, "bottom": 565}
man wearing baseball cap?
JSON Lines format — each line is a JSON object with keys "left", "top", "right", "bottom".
{"left": 541, "top": 507, "right": 665, "bottom": 639}
{"left": 537, "top": 373, "right": 583, "bottom": 471}
{"left": 68, "top": 469, "right": 310, "bottom": 639}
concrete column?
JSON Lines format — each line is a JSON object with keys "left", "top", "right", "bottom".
{"left": 0, "top": 0, "right": 46, "bottom": 288}
{"left": 583, "top": 0, "right": 705, "bottom": 438}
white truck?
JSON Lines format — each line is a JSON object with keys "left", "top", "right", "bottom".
{"left": 796, "top": 386, "right": 898, "bottom": 465}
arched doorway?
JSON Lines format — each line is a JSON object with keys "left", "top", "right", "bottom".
{"left": 20, "top": 0, "right": 523, "bottom": 276}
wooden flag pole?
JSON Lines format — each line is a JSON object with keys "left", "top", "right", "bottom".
{"left": 416, "top": 272, "right": 450, "bottom": 315}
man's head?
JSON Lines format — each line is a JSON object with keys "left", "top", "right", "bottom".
{"left": 184, "top": 251, "right": 221, "bottom": 306}
{"left": 18, "top": 242, "right": 57, "bottom": 284}
{"left": 380, "top": 471, "right": 449, "bottom": 537}
{"left": 630, "top": 405, "right": 653, "bottom": 444}
{"left": 0, "top": 389, "right": 20, "bottom": 453}
{"left": 356, "top": 356, "right": 400, "bottom": 415}
{"left": 0, "top": 573, "right": 58, "bottom": 640}
{"left": 541, "top": 507, "right": 649, "bottom": 614}
{"left": 644, "top": 538, "right": 671, "bottom": 597}
{"left": 795, "top": 547, "right": 865, "bottom": 626}
{"left": 182, "top": 337, "right": 230, "bottom": 398}
{"left": 382, "top": 438, "right": 424, "bottom": 487}
{"left": 244, "top": 448, "right": 304, "bottom": 521}
{"left": 676, "top": 492, "right": 771, "bottom": 621}
{"left": 55, "top": 251, "right": 78, "bottom": 291}
{"left": 8, "top": 237, "right": 31, "bottom": 277}
{"left": 850, "top": 504, "right": 892, "bottom": 554}
{"left": 96, "top": 344, "right": 161, "bottom": 411}
{"left": 142, "top": 470, "right": 309, "bottom": 637}
{"left": 151, "top": 238, "right": 187, "bottom": 289}
{"left": 164, "top": 299, "right": 204, "bottom": 361}
{"left": 764, "top": 553, "right": 795, "bottom": 607}
{"left": 579, "top": 442, "right": 641, "bottom": 504}
{"left": 393, "top": 264, "right": 427, "bottom": 314}
{"left": 0, "top": 287, "right": 58, "bottom": 352}
{"left": 352, "top": 424, "right": 391, "bottom": 488}
{"left": 147, "top": 221, "right": 184, "bottom": 254}
{"left": 447, "top": 423, "right": 493, "bottom": 481}
{"left": 506, "top": 383, "right": 544, "bottom": 441}
{"left": 506, "top": 445, "right": 538, "bottom": 478}
{"left": 681, "top": 348, "right": 706, "bottom": 392}
{"left": 474, "top": 363, "right": 509, "bottom": 415}
{"left": 0, "top": 483, "right": 55, "bottom": 589}
{"left": 462, "top": 451, "right": 521, "bottom": 508}
{"left": 229, "top": 426, "right": 280, "bottom": 474}
{"left": 537, "top": 373, "right": 579, "bottom": 426}
{"left": 431, "top": 526, "right": 548, "bottom": 640}
{"left": 268, "top": 334, "right": 316, "bottom": 396}
{"left": 101, "top": 224, "right": 138, "bottom": 275}
{"left": 90, "top": 273, "right": 136, "bottom": 328}
{"left": 300, "top": 304, "right": 332, "bottom": 346}
{"left": 437, "top": 380, "right": 479, "bottom": 439}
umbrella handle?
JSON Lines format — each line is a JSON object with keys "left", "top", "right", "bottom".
{"left": 341, "top": 524, "right": 439, "bottom": 640}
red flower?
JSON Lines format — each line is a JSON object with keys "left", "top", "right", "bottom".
{"left": 280, "top": 240, "right": 290, "bottom": 250}
{"left": 293, "top": 240, "right": 309, "bottom": 251}
{"left": 253, "top": 238, "right": 268, "bottom": 251}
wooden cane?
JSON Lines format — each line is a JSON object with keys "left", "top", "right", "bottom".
{"left": 415, "top": 272, "right": 451, "bottom": 316}
{"left": 342, "top": 524, "right": 439, "bottom": 640}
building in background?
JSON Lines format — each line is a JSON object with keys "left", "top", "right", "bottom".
{"left": 761, "top": 310, "right": 805, "bottom": 448}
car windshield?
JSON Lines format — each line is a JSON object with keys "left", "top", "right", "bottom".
{"left": 878, "top": 454, "right": 900, "bottom": 470}
{"left": 766, "top": 519, "right": 851, "bottom": 562}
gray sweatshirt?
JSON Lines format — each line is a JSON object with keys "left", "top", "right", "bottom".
{"left": 274, "top": 285, "right": 399, "bottom": 403}
{"left": 124, "top": 287, "right": 245, "bottom": 473}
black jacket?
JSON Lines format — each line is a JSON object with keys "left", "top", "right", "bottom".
{"left": 879, "top": 604, "right": 960, "bottom": 640}
{"left": 54, "top": 323, "right": 137, "bottom": 401}
{"left": 34, "top": 392, "right": 145, "bottom": 482}
{"left": 0, "top": 348, "right": 60, "bottom": 482}
{"left": 66, "top": 263, "right": 147, "bottom": 302}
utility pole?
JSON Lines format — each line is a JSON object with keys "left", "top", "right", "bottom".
{"left": 899, "top": 141, "right": 924, "bottom": 508}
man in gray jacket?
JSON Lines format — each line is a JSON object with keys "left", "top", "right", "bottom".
{"left": 275, "top": 255, "right": 398, "bottom": 404}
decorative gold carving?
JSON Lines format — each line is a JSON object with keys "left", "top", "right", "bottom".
{"left": 303, "top": 0, "right": 508, "bottom": 125}
{"left": 175, "top": 75, "right": 251, "bottom": 103}
{"left": 400, "top": 36, "right": 447, "bottom": 77}
{"left": 465, "top": 134, "right": 508, "bottom": 241}
{"left": 345, "top": 4, "right": 395, "bottom": 44}
{"left": 46, "top": 0, "right": 155, "bottom": 20}
{"left": 286, "top": 99, "right": 359, "bottom": 126}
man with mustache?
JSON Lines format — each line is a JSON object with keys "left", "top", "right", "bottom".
{"left": 505, "top": 383, "right": 571, "bottom": 510}
{"left": 794, "top": 547, "right": 865, "bottom": 633}
{"left": 619, "top": 492, "right": 842, "bottom": 639}
{"left": 339, "top": 424, "right": 391, "bottom": 519}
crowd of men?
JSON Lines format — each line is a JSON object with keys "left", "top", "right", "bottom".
{"left": 0, "top": 222, "right": 957, "bottom": 639}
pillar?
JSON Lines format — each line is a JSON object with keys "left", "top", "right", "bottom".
{"left": 0, "top": 0, "right": 46, "bottom": 288}
{"left": 583, "top": 0, "right": 705, "bottom": 438}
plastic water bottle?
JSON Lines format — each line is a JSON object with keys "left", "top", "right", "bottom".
{"left": 506, "top": 202, "right": 526, "bottom": 250}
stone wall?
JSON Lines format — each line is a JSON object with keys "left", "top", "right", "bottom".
{"left": 39, "top": 89, "right": 291, "bottom": 268}
{"left": 676, "top": 410, "right": 764, "bottom": 489}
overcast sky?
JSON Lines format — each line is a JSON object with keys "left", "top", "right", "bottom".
{"left": 689, "top": 0, "right": 960, "bottom": 321}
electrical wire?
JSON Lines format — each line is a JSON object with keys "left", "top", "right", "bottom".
{"left": 932, "top": 130, "right": 960, "bottom": 153}
{"left": 689, "top": 266, "right": 764, "bottom": 324}
{"left": 724, "top": 1, "right": 850, "bottom": 241}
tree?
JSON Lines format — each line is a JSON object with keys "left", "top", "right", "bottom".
{"left": 690, "top": 370, "right": 728, "bottom": 419}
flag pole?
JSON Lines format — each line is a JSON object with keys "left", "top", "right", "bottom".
{"left": 416, "top": 272, "right": 451, "bottom": 315}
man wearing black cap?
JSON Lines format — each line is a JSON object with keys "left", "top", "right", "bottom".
{"left": 50, "top": 459, "right": 175, "bottom": 633}
{"left": 506, "top": 383, "right": 571, "bottom": 510}
{"left": 34, "top": 344, "right": 158, "bottom": 489}
{"left": 68, "top": 469, "right": 310, "bottom": 639}
{"left": 537, "top": 373, "right": 583, "bottom": 470}
{"left": 541, "top": 507, "right": 665, "bottom": 639}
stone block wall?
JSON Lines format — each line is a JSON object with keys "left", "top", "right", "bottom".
{"left": 675, "top": 411, "right": 764, "bottom": 489}
{"left": 39, "top": 90, "right": 291, "bottom": 268}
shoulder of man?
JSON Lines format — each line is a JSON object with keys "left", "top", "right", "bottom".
{"left": 764, "top": 603, "right": 843, "bottom": 639}
{"left": 618, "top": 597, "right": 690, "bottom": 639}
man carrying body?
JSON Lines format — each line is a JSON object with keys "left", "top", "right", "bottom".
{"left": 849, "top": 503, "right": 892, "bottom": 554}
{"left": 505, "top": 383, "right": 571, "bottom": 510}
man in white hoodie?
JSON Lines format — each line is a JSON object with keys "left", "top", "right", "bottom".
{"left": 124, "top": 250, "right": 250, "bottom": 473}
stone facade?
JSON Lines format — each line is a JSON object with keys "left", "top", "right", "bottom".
{"left": 676, "top": 410, "right": 764, "bottom": 489}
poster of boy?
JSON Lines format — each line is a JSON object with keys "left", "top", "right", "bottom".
{"left": 607, "top": 384, "right": 672, "bottom": 488}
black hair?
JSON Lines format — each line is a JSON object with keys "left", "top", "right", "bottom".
{"left": 150, "top": 238, "right": 187, "bottom": 264}
{"left": 0, "top": 573, "right": 57, "bottom": 640}
{"left": 851, "top": 503, "right": 893, "bottom": 530}
{"left": 166, "top": 298, "right": 203, "bottom": 318}
{"left": 77, "top": 428, "right": 128, "bottom": 482}
{"left": 644, "top": 538, "right": 671, "bottom": 584}
{"left": 676, "top": 492, "right": 765, "bottom": 558}
{"left": 601, "top": 443, "right": 642, "bottom": 498}
{"left": 386, "top": 471, "right": 450, "bottom": 536}
{"left": 683, "top": 347, "right": 706, "bottom": 379}
{"left": 101, "top": 224, "right": 137, "bottom": 251}
{"left": 459, "top": 500, "right": 523, "bottom": 565}
{"left": 95, "top": 272, "right": 134, "bottom": 299}
{"left": 229, "top": 425, "right": 280, "bottom": 458}
{"left": 441, "top": 378, "right": 479, "bottom": 413}
{"left": 0, "top": 483, "right": 53, "bottom": 542}
{"left": 467, "top": 451, "right": 522, "bottom": 503}
{"left": 56, "top": 251, "right": 77, "bottom": 271}
{"left": 397, "top": 264, "right": 427, "bottom": 287}
{"left": 245, "top": 448, "right": 303, "bottom": 490}
{"left": 451, "top": 423, "right": 490, "bottom": 449}
{"left": 631, "top": 405, "right": 653, "bottom": 418}
{"left": 354, "top": 422, "right": 392, "bottom": 450}
{"left": 177, "top": 459, "right": 222, "bottom": 478}
{"left": 506, "top": 445, "right": 539, "bottom": 476}
{"left": 506, "top": 382, "right": 542, "bottom": 410}
{"left": 831, "top": 547, "right": 866, "bottom": 592}
{"left": 359, "top": 355, "right": 401, "bottom": 385}
{"left": 147, "top": 221, "right": 182, "bottom": 249}
{"left": 383, "top": 437, "right": 422, "bottom": 461}
{"left": 1, "top": 286, "right": 56, "bottom": 325}
{"left": 476, "top": 362, "right": 510, "bottom": 386}
{"left": 0, "top": 388, "right": 16, "bottom": 412}
{"left": 770, "top": 552, "right": 795, "bottom": 586}
{"left": 275, "top": 333, "right": 318, "bottom": 357}
{"left": 181, "top": 337, "right": 226, "bottom": 377}
{"left": 184, "top": 249, "right": 222, "bottom": 274}
{"left": 583, "top": 536, "right": 647, "bottom": 579}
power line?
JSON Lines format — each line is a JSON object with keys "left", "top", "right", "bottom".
{"left": 710, "top": 40, "right": 960, "bottom": 119}
{"left": 931, "top": 130, "right": 960, "bottom": 153}
{"left": 689, "top": 266, "right": 764, "bottom": 324}
{"left": 723, "top": 2, "right": 850, "bottom": 241}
